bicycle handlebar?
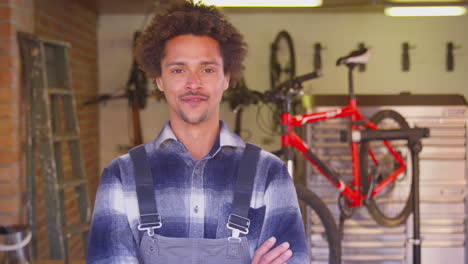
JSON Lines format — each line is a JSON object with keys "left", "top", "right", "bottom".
{"left": 275, "top": 70, "right": 323, "bottom": 91}
{"left": 263, "top": 70, "right": 322, "bottom": 104}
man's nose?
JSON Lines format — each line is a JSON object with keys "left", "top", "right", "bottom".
{"left": 186, "top": 72, "right": 201, "bottom": 89}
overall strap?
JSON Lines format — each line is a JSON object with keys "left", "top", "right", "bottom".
{"left": 227, "top": 143, "right": 261, "bottom": 238}
{"left": 129, "top": 145, "right": 162, "bottom": 237}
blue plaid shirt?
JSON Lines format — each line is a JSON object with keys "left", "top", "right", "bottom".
{"left": 86, "top": 121, "right": 309, "bottom": 263}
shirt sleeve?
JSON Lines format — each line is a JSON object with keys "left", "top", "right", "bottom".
{"left": 257, "top": 163, "right": 310, "bottom": 264}
{"left": 86, "top": 166, "right": 139, "bottom": 264}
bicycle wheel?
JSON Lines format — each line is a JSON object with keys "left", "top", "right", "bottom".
{"left": 269, "top": 31, "right": 296, "bottom": 133}
{"left": 295, "top": 184, "right": 341, "bottom": 264}
{"left": 270, "top": 30, "right": 296, "bottom": 90}
{"left": 360, "top": 109, "right": 414, "bottom": 227}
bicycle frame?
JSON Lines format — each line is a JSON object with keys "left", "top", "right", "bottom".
{"left": 282, "top": 97, "right": 406, "bottom": 208}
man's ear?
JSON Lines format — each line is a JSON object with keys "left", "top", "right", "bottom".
{"left": 223, "top": 74, "right": 230, "bottom": 91}
{"left": 155, "top": 77, "right": 164, "bottom": 92}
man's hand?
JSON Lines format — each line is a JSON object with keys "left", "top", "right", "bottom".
{"left": 251, "top": 237, "right": 293, "bottom": 264}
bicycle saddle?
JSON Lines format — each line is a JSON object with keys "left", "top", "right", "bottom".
{"left": 336, "top": 48, "right": 371, "bottom": 66}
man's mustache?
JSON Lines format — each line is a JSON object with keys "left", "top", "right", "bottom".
{"left": 179, "top": 90, "right": 209, "bottom": 99}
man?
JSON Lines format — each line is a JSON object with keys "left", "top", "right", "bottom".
{"left": 87, "top": 1, "right": 308, "bottom": 263}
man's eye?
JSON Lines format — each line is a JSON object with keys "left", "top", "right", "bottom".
{"left": 203, "top": 68, "right": 215, "bottom": 73}
{"left": 172, "top": 69, "right": 183, "bottom": 73}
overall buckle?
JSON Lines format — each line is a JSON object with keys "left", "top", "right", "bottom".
{"left": 227, "top": 214, "right": 250, "bottom": 238}
{"left": 138, "top": 213, "right": 162, "bottom": 236}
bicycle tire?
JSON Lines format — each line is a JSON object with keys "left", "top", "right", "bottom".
{"left": 360, "top": 109, "right": 414, "bottom": 227}
{"left": 295, "top": 184, "right": 342, "bottom": 264}
{"left": 270, "top": 30, "right": 296, "bottom": 90}
{"left": 269, "top": 31, "right": 296, "bottom": 133}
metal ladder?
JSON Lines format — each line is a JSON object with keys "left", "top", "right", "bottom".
{"left": 18, "top": 32, "right": 91, "bottom": 262}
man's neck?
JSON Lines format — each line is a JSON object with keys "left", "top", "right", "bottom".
{"left": 170, "top": 118, "right": 220, "bottom": 161}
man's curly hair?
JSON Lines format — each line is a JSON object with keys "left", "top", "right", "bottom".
{"left": 134, "top": 1, "right": 247, "bottom": 86}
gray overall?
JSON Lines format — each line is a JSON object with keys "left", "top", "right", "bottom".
{"left": 129, "top": 144, "right": 261, "bottom": 264}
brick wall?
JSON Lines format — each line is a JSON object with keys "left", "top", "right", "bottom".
{"left": 0, "top": 0, "right": 99, "bottom": 261}
{"left": 0, "top": 1, "right": 34, "bottom": 262}
{"left": 0, "top": 0, "right": 34, "bottom": 227}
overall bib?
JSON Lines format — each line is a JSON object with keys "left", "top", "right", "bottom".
{"left": 129, "top": 144, "right": 261, "bottom": 264}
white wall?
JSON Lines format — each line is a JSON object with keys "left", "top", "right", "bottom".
{"left": 98, "top": 11, "right": 468, "bottom": 170}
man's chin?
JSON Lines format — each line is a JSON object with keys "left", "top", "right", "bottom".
{"left": 180, "top": 113, "right": 208, "bottom": 125}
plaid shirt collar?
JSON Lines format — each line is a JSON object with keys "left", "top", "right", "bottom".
{"left": 151, "top": 120, "right": 244, "bottom": 153}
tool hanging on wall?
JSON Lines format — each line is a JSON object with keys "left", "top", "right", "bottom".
{"left": 402, "top": 42, "right": 413, "bottom": 72}
{"left": 18, "top": 32, "right": 91, "bottom": 263}
{"left": 446, "top": 42, "right": 460, "bottom": 72}
{"left": 313, "top": 43, "right": 323, "bottom": 73}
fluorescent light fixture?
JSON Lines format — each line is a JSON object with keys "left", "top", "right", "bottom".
{"left": 198, "top": 0, "right": 323, "bottom": 7}
{"left": 384, "top": 2, "right": 467, "bottom": 16}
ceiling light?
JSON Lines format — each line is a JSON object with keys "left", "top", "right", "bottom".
{"left": 384, "top": 2, "right": 467, "bottom": 16}
{"left": 198, "top": 0, "right": 323, "bottom": 7}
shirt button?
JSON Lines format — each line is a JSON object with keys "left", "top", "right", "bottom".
{"left": 194, "top": 205, "right": 199, "bottom": 214}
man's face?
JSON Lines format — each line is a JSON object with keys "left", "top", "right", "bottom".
{"left": 155, "top": 34, "right": 230, "bottom": 125}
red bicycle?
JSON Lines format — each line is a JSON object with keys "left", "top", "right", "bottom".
{"left": 257, "top": 48, "right": 429, "bottom": 263}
